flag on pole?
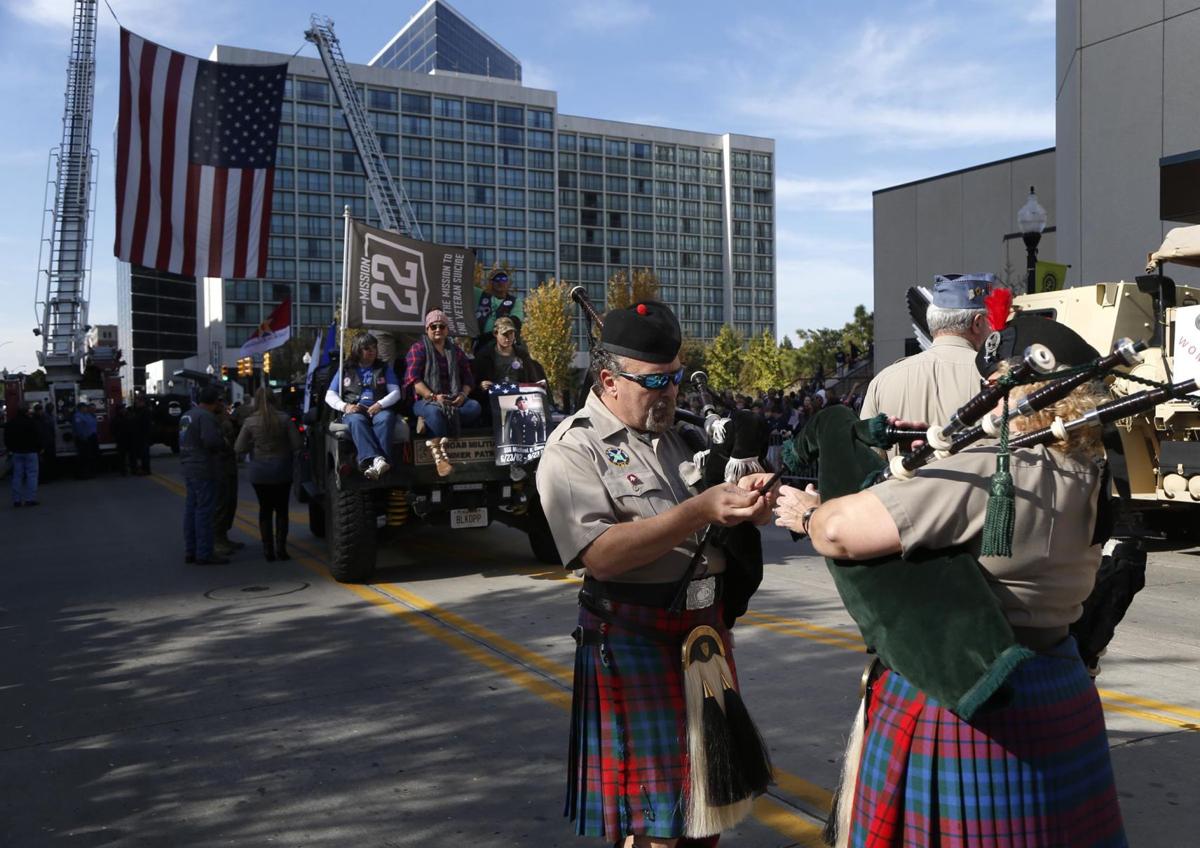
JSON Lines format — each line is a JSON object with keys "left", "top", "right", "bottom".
{"left": 240, "top": 298, "right": 291, "bottom": 357}
{"left": 114, "top": 28, "right": 287, "bottom": 279}
{"left": 1033, "top": 260, "right": 1069, "bottom": 293}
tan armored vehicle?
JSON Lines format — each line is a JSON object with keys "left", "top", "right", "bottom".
{"left": 1013, "top": 225, "right": 1200, "bottom": 536}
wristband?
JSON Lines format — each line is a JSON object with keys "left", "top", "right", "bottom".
{"left": 801, "top": 505, "right": 818, "bottom": 536}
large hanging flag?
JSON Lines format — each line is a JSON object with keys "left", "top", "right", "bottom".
{"left": 342, "top": 218, "right": 478, "bottom": 337}
{"left": 114, "top": 28, "right": 287, "bottom": 279}
{"left": 240, "top": 298, "right": 291, "bottom": 357}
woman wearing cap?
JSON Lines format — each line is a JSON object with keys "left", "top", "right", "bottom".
{"left": 403, "top": 309, "right": 482, "bottom": 437}
{"left": 474, "top": 269, "right": 523, "bottom": 348}
{"left": 324, "top": 333, "right": 401, "bottom": 480}
{"left": 769, "top": 315, "right": 1127, "bottom": 847}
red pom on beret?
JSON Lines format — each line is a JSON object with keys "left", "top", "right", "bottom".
{"left": 636, "top": 304, "right": 648, "bottom": 315}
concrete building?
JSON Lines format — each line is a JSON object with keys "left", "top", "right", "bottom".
{"left": 872, "top": 1, "right": 1200, "bottom": 371}
{"left": 117, "top": 263, "right": 199, "bottom": 390}
{"left": 371, "top": 0, "right": 521, "bottom": 82}
{"left": 184, "top": 32, "right": 774, "bottom": 374}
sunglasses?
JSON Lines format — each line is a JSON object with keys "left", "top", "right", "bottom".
{"left": 428, "top": 323, "right": 448, "bottom": 330}
{"left": 617, "top": 367, "right": 685, "bottom": 390}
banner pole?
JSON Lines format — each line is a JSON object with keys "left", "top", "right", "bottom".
{"left": 337, "top": 205, "right": 351, "bottom": 404}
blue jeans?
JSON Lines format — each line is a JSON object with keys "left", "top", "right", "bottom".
{"left": 412, "top": 398, "right": 482, "bottom": 437}
{"left": 10, "top": 452, "right": 38, "bottom": 504}
{"left": 184, "top": 477, "right": 217, "bottom": 560}
{"left": 345, "top": 409, "right": 396, "bottom": 464}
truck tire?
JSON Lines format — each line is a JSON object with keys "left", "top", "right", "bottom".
{"left": 308, "top": 499, "right": 326, "bottom": 539}
{"left": 326, "top": 471, "right": 377, "bottom": 582}
{"left": 526, "top": 498, "right": 562, "bottom": 565}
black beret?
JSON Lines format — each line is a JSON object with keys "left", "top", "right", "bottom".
{"left": 601, "top": 301, "right": 681, "bottom": 364}
{"left": 976, "top": 314, "right": 1100, "bottom": 378}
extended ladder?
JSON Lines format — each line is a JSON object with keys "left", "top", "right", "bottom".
{"left": 304, "top": 15, "right": 423, "bottom": 239}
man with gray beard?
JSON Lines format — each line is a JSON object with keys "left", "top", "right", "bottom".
{"left": 537, "top": 300, "right": 771, "bottom": 846}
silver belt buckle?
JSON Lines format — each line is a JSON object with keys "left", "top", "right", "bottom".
{"left": 685, "top": 575, "right": 716, "bottom": 610}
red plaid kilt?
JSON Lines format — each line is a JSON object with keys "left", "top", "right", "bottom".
{"left": 566, "top": 598, "right": 735, "bottom": 840}
{"left": 851, "top": 637, "right": 1127, "bottom": 847}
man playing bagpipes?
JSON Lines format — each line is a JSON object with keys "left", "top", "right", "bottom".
{"left": 757, "top": 315, "right": 1132, "bottom": 847}
{"left": 536, "top": 301, "right": 775, "bottom": 847}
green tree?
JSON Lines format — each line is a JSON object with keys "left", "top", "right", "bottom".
{"left": 794, "top": 327, "right": 845, "bottom": 378}
{"left": 706, "top": 324, "right": 744, "bottom": 392}
{"left": 841, "top": 305, "right": 874, "bottom": 360}
{"left": 678, "top": 336, "right": 707, "bottom": 377}
{"left": 606, "top": 268, "right": 660, "bottom": 310}
{"left": 739, "top": 330, "right": 789, "bottom": 394}
{"left": 523, "top": 278, "right": 577, "bottom": 399}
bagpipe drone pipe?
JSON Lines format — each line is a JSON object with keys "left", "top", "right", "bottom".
{"left": 786, "top": 340, "right": 1161, "bottom": 719}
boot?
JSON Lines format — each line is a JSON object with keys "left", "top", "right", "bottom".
{"left": 275, "top": 527, "right": 290, "bottom": 561}
{"left": 426, "top": 437, "right": 453, "bottom": 477}
{"left": 260, "top": 519, "right": 276, "bottom": 561}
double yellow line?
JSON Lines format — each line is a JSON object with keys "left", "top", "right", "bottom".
{"left": 153, "top": 473, "right": 832, "bottom": 844}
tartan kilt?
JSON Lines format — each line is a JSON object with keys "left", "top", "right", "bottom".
{"left": 851, "top": 636, "right": 1127, "bottom": 848}
{"left": 566, "top": 599, "right": 735, "bottom": 840}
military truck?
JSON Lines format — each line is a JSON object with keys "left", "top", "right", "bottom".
{"left": 298, "top": 396, "right": 561, "bottom": 583}
{"left": 1012, "top": 225, "right": 1200, "bottom": 536}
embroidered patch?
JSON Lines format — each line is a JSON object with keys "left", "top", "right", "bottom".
{"left": 343, "top": 377, "right": 352, "bottom": 387}
{"left": 626, "top": 473, "right": 642, "bottom": 488}
{"left": 606, "top": 447, "right": 630, "bottom": 467}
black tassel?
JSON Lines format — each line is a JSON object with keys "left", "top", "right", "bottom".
{"left": 701, "top": 682, "right": 742, "bottom": 806}
{"left": 721, "top": 682, "right": 773, "bottom": 794}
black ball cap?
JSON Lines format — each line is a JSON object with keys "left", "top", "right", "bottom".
{"left": 976, "top": 314, "right": 1100, "bottom": 378}
{"left": 602, "top": 301, "right": 681, "bottom": 364}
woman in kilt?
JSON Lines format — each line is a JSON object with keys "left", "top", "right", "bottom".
{"left": 773, "top": 316, "right": 1127, "bottom": 848}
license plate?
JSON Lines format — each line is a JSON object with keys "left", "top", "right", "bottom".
{"left": 450, "top": 507, "right": 488, "bottom": 529}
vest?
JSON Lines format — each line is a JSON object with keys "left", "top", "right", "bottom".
{"left": 340, "top": 362, "right": 388, "bottom": 405}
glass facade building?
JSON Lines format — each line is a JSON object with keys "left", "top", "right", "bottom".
{"left": 157, "top": 38, "right": 773, "bottom": 381}
{"left": 371, "top": 0, "right": 521, "bottom": 83}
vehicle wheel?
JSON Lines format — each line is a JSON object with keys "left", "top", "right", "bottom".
{"left": 526, "top": 498, "right": 561, "bottom": 565}
{"left": 326, "top": 471, "right": 377, "bottom": 582}
{"left": 308, "top": 498, "right": 326, "bottom": 539}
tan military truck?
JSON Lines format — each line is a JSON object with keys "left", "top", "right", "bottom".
{"left": 1013, "top": 225, "right": 1200, "bottom": 537}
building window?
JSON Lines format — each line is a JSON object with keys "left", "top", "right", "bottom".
{"left": 466, "top": 101, "right": 493, "bottom": 122}
{"left": 434, "top": 97, "right": 463, "bottom": 118}
{"left": 527, "top": 109, "right": 553, "bottom": 129}
{"left": 401, "top": 92, "right": 431, "bottom": 114}
{"left": 368, "top": 89, "right": 397, "bottom": 111}
{"left": 558, "top": 133, "right": 576, "bottom": 151}
{"left": 466, "top": 123, "right": 495, "bottom": 143}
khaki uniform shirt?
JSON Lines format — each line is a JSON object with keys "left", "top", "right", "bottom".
{"left": 536, "top": 390, "right": 725, "bottom": 583}
{"left": 872, "top": 444, "right": 1102, "bottom": 629}
{"left": 860, "top": 335, "right": 981, "bottom": 428}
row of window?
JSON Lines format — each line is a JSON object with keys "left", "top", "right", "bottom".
{"left": 287, "top": 77, "right": 554, "bottom": 126}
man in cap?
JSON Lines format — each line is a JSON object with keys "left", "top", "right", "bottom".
{"left": 179, "top": 385, "right": 229, "bottom": 565}
{"left": 474, "top": 269, "right": 523, "bottom": 350}
{"left": 503, "top": 394, "right": 545, "bottom": 447}
{"left": 860, "top": 273, "right": 997, "bottom": 429}
{"left": 537, "top": 300, "right": 772, "bottom": 845}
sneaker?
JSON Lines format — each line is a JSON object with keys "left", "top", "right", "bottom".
{"left": 372, "top": 456, "right": 391, "bottom": 477}
{"left": 194, "top": 556, "right": 231, "bottom": 565}
{"left": 363, "top": 461, "right": 381, "bottom": 481}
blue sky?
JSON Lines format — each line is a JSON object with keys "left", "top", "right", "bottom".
{"left": 0, "top": 0, "right": 1055, "bottom": 374}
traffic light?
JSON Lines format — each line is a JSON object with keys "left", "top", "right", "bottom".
{"left": 262, "top": 352, "right": 272, "bottom": 374}
{"left": 220, "top": 366, "right": 231, "bottom": 382}
{"left": 236, "top": 357, "right": 253, "bottom": 377}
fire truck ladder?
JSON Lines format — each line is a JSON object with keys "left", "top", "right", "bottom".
{"left": 35, "top": 0, "right": 98, "bottom": 374}
{"left": 304, "top": 15, "right": 423, "bottom": 239}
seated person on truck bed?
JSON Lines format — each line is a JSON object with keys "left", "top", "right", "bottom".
{"left": 403, "top": 309, "right": 482, "bottom": 437}
{"left": 324, "top": 333, "right": 401, "bottom": 481}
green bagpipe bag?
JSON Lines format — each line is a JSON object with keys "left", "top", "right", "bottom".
{"left": 790, "top": 404, "right": 1032, "bottom": 720}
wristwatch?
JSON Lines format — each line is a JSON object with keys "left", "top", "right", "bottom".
{"left": 801, "top": 505, "right": 818, "bottom": 536}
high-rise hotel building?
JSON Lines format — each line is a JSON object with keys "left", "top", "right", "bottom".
{"left": 124, "top": 0, "right": 775, "bottom": 383}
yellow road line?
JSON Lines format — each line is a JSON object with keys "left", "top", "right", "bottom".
{"left": 150, "top": 473, "right": 827, "bottom": 839}
{"left": 740, "top": 610, "right": 864, "bottom": 652}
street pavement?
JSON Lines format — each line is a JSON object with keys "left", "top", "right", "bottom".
{"left": 1, "top": 457, "right": 1198, "bottom": 846}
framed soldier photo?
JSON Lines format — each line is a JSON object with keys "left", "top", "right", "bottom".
{"left": 490, "top": 384, "right": 549, "bottom": 465}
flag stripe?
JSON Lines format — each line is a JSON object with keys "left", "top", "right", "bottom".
{"left": 182, "top": 162, "right": 200, "bottom": 274}
{"left": 256, "top": 169, "right": 274, "bottom": 278}
{"left": 244, "top": 169, "right": 269, "bottom": 277}
{"left": 153, "top": 50, "right": 185, "bottom": 272}
{"left": 129, "top": 36, "right": 158, "bottom": 266}
{"left": 114, "top": 28, "right": 132, "bottom": 259}
{"left": 117, "top": 31, "right": 144, "bottom": 263}
{"left": 208, "top": 167, "right": 229, "bottom": 279}
{"left": 234, "top": 168, "right": 255, "bottom": 278}
{"left": 219, "top": 168, "right": 241, "bottom": 279}
{"left": 168, "top": 59, "right": 198, "bottom": 274}
{"left": 140, "top": 46, "right": 172, "bottom": 265}
{"left": 193, "top": 165, "right": 214, "bottom": 278}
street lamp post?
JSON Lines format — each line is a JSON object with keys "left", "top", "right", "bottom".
{"left": 1017, "top": 186, "right": 1047, "bottom": 295}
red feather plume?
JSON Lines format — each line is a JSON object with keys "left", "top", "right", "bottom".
{"left": 985, "top": 288, "right": 1013, "bottom": 331}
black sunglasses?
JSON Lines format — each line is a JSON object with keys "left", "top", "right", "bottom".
{"left": 617, "top": 367, "right": 685, "bottom": 390}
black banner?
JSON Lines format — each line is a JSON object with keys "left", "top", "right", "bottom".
{"left": 345, "top": 220, "right": 478, "bottom": 337}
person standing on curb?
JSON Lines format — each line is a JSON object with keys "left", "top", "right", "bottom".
{"left": 180, "top": 386, "right": 228, "bottom": 565}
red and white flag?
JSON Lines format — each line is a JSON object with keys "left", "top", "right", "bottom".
{"left": 240, "top": 298, "right": 292, "bottom": 357}
{"left": 114, "top": 28, "right": 287, "bottom": 280}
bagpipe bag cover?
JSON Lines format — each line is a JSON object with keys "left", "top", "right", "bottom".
{"left": 793, "top": 404, "right": 1032, "bottom": 719}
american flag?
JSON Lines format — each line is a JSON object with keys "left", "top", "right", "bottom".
{"left": 114, "top": 29, "right": 287, "bottom": 280}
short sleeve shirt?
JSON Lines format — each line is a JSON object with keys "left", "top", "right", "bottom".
{"left": 860, "top": 335, "right": 982, "bottom": 427}
{"left": 871, "top": 444, "right": 1102, "bottom": 629}
{"left": 535, "top": 390, "right": 725, "bottom": 583}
